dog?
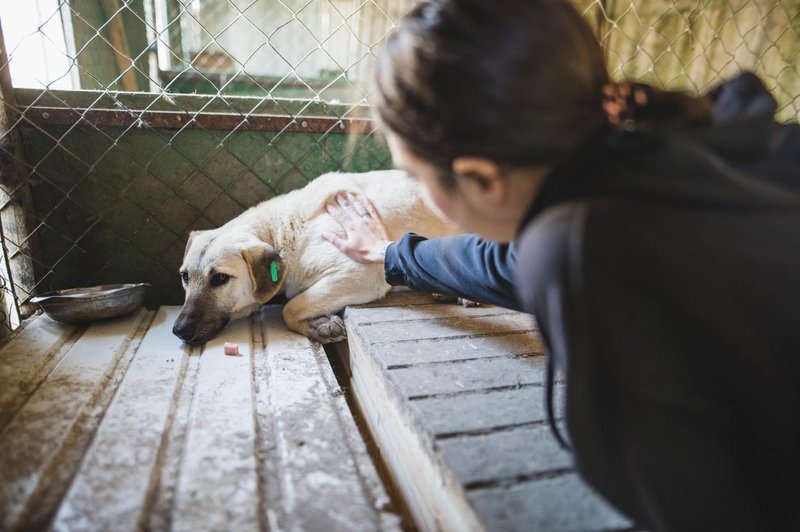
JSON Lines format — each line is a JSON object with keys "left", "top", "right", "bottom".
{"left": 173, "top": 170, "right": 455, "bottom": 344}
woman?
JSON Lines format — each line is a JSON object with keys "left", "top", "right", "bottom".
{"left": 323, "top": 0, "right": 800, "bottom": 529}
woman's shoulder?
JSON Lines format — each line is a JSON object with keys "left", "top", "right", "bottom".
{"left": 514, "top": 202, "right": 589, "bottom": 314}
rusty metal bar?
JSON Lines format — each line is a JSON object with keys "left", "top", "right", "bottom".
{"left": 24, "top": 106, "right": 377, "bottom": 134}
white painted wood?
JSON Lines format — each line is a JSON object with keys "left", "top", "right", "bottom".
{"left": 256, "top": 306, "right": 399, "bottom": 532}
{"left": 356, "top": 313, "right": 534, "bottom": 344}
{"left": 438, "top": 425, "right": 572, "bottom": 486}
{"left": 171, "top": 316, "right": 259, "bottom": 532}
{"left": 1, "top": 305, "right": 401, "bottom": 531}
{"left": 390, "top": 355, "right": 547, "bottom": 398}
{"left": 374, "top": 333, "right": 543, "bottom": 366}
{"left": 0, "top": 310, "right": 148, "bottom": 530}
{"left": 343, "top": 295, "right": 629, "bottom": 532}
{"left": 0, "top": 314, "right": 81, "bottom": 431}
{"left": 468, "top": 474, "right": 631, "bottom": 531}
{"left": 344, "top": 316, "right": 486, "bottom": 532}
{"left": 52, "top": 307, "right": 190, "bottom": 531}
{"left": 346, "top": 304, "right": 518, "bottom": 325}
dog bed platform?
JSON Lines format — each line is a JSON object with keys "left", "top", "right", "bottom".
{"left": 0, "top": 306, "right": 398, "bottom": 531}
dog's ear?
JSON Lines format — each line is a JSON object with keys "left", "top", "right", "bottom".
{"left": 183, "top": 230, "right": 207, "bottom": 262}
{"left": 241, "top": 244, "right": 283, "bottom": 303}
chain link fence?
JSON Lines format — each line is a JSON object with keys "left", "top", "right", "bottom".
{"left": 0, "top": 0, "right": 797, "bottom": 337}
{"left": 579, "top": 0, "right": 800, "bottom": 122}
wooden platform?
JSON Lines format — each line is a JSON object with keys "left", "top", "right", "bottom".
{"left": 335, "top": 292, "right": 631, "bottom": 531}
{"left": 1, "top": 295, "right": 631, "bottom": 531}
{"left": 0, "top": 306, "right": 398, "bottom": 531}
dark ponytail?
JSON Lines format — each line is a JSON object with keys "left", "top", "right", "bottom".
{"left": 374, "top": 0, "right": 714, "bottom": 184}
{"left": 602, "top": 81, "right": 714, "bottom": 132}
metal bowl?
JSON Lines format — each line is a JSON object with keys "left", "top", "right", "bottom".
{"left": 29, "top": 283, "right": 149, "bottom": 324}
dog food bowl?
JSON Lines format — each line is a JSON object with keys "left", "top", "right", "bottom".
{"left": 29, "top": 283, "right": 149, "bottom": 324}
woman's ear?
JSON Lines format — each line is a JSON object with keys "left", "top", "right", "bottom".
{"left": 452, "top": 157, "right": 507, "bottom": 206}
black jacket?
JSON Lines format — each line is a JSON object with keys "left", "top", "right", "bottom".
{"left": 385, "top": 73, "right": 800, "bottom": 530}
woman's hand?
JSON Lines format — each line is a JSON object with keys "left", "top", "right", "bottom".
{"left": 323, "top": 192, "right": 393, "bottom": 264}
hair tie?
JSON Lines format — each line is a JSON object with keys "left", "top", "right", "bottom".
{"left": 602, "top": 81, "right": 650, "bottom": 132}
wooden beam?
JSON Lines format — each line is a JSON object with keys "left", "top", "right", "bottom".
{"left": 338, "top": 311, "right": 487, "bottom": 531}
{"left": 24, "top": 105, "right": 375, "bottom": 134}
{"left": 0, "top": 18, "right": 42, "bottom": 322}
{"left": 100, "top": 0, "right": 139, "bottom": 92}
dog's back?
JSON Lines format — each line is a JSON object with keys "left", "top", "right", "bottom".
{"left": 177, "top": 170, "right": 456, "bottom": 344}
{"left": 302, "top": 170, "right": 455, "bottom": 239}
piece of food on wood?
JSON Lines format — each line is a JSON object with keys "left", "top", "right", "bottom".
{"left": 223, "top": 342, "right": 240, "bottom": 356}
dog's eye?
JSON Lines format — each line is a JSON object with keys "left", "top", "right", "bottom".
{"left": 210, "top": 273, "right": 230, "bottom": 287}
{"left": 180, "top": 271, "right": 189, "bottom": 283}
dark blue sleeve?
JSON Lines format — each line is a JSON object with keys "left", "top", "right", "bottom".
{"left": 383, "top": 233, "right": 520, "bottom": 310}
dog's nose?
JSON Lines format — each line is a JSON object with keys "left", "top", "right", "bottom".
{"left": 172, "top": 320, "right": 194, "bottom": 340}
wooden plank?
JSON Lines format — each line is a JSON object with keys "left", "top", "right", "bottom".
{"left": 69, "top": 0, "right": 138, "bottom": 91}
{"left": 437, "top": 425, "right": 572, "bottom": 488}
{"left": 99, "top": 0, "right": 139, "bottom": 92}
{"left": 343, "top": 297, "right": 626, "bottom": 531}
{"left": 14, "top": 87, "right": 373, "bottom": 118}
{"left": 0, "top": 310, "right": 151, "bottom": 530}
{"left": 0, "top": 304, "right": 402, "bottom": 529}
{"left": 171, "top": 316, "right": 259, "bottom": 532}
{"left": 140, "top": 321, "right": 202, "bottom": 532}
{"left": 389, "top": 355, "right": 547, "bottom": 398}
{"left": 358, "top": 290, "right": 446, "bottom": 307}
{"left": 412, "top": 386, "right": 564, "bottom": 436}
{"left": 356, "top": 313, "right": 535, "bottom": 344}
{"left": 296, "top": 327, "right": 402, "bottom": 532}
{"left": 374, "top": 332, "right": 543, "bottom": 367}
{"left": 25, "top": 106, "right": 374, "bottom": 135}
{"left": 0, "top": 315, "right": 83, "bottom": 432}
{"left": 346, "top": 304, "right": 518, "bottom": 325}
{"left": 254, "top": 306, "right": 400, "bottom": 532}
{"left": 0, "top": 18, "right": 41, "bottom": 316}
{"left": 52, "top": 307, "right": 192, "bottom": 531}
{"left": 343, "top": 313, "right": 486, "bottom": 532}
{"left": 468, "top": 474, "right": 631, "bottom": 532}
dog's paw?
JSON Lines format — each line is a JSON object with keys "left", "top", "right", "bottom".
{"left": 307, "top": 315, "right": 347, "bottom": 344}
{"left": 432, "top": 293, "right": 480, "bottom": 307}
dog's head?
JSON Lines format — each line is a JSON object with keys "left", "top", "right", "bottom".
{"left": 172, "top": 229, "right": 287, "bottom": 344}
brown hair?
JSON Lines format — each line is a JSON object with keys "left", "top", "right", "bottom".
{"left": 373, "top": 0, "right": 712, "bottom": 183}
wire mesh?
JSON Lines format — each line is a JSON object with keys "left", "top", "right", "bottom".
{"left": 0, "top": 0, "right": 797, "bottom": 335}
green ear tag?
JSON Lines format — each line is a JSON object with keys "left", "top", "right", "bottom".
{"left": 270, "top": 261, "right": 279, "bottom": 282}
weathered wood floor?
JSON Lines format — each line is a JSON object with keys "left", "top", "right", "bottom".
{"left": 337, "top": 292, "right": 631, "bottom": 531}
{"left": 1, "top": 294, "right": 631, "bottom": 531}
{"left": 0, "top": 306, "right": 398, "bottom": 532}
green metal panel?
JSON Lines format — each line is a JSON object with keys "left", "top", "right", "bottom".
{"left": 20, "top": 90, "right": 391, "bottom": 307}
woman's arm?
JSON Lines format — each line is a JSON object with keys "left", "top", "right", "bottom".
{"left": 384, "top": 233, "right": 519, "bottom": 309}
{"left": 323, "top": 193, "right": 519, "bottom": 310}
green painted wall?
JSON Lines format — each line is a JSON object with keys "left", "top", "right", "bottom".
{"left": 18, "top": 91, "right": 391, "bottom": 307}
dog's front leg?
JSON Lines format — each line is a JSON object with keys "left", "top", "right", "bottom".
{"left": 282, "top": 272, "right": 389, "bottom": 344}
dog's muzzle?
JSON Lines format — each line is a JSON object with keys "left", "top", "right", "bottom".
{"left": 173, "top": 310, "right": 229, "bottom": 345}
